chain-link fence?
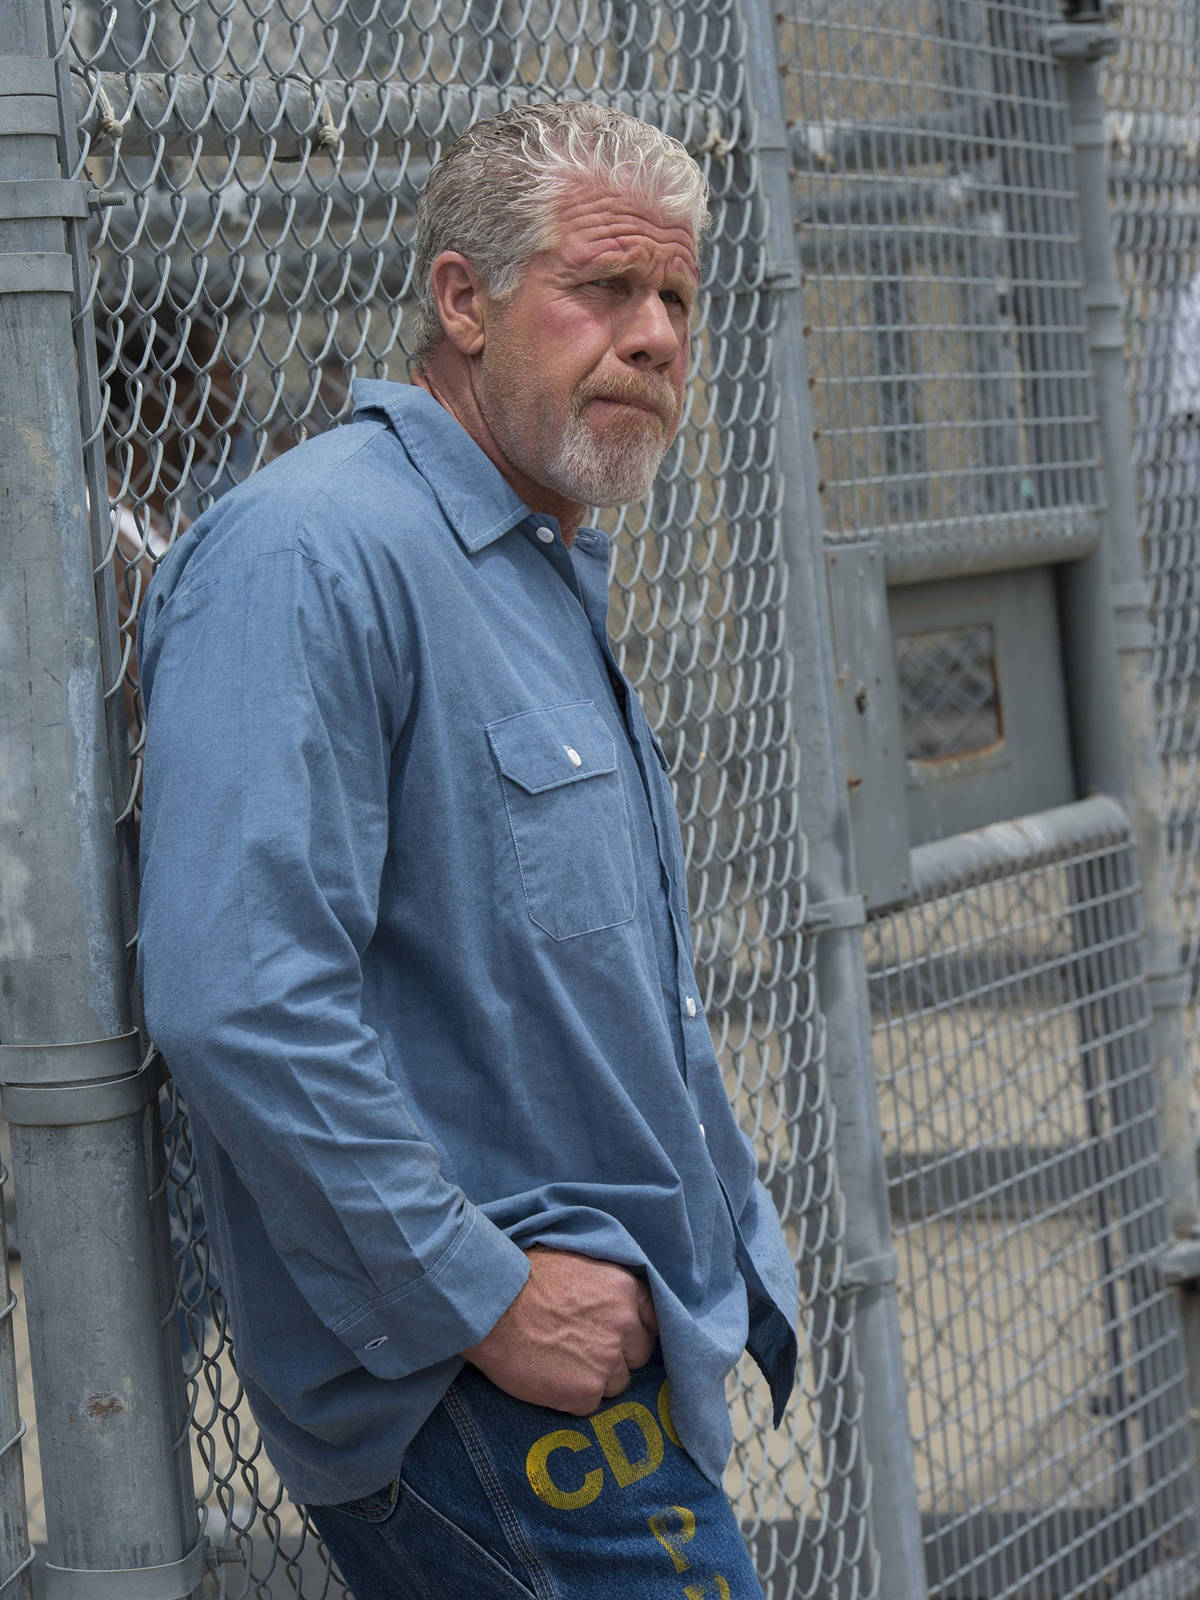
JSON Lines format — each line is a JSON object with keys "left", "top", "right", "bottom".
{"left": 871, "top": 803, "right": 1196, "bottom": 1600}
{"left": 779, "top": 1, "right": 1200, "bottom": 1597}
{"left": 1105, "top": 0, "right": 1200, "bottom": 1096}
{"left": 6, "top": 2, "right": 879, "bottom": 1596}
{"left": 3, "top": 1, "right": 1200, "bottom": 1598}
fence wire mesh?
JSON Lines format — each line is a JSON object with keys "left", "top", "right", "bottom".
{"left": 26, "top": 1, "right": 876, "bottom": 1596}
{"left": 868, "top": 815, "right": 1197, "bottom": 1600}
{"left": 1104, "top": 2, "right": 1200, "bottom": 1106}
{"left": 9, "top": 0, "right": 1200, "bottom": 1596}
{"left": 776, "top": 3, "right": 1200, "bottom": 1598}
{"left": 779, "top": 0, "right": 1104, "bottom": 590}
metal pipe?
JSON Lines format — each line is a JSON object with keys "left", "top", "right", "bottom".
{"left": 908, "top": 794, "right": 1131, "bottom": 896}
{"left": 736, "top": 5, "right": 929, "bottom": 1597}
{"left": 0, "top": 1160, "right": 32, "bottom": 1600}
{"left": 71, "top": 69, "right": 740, "bottom": 162}
{"left": 1052, "top": 10, "right": 1199, "bottom": 1240}
{"left": 0, "top": 0, "right": 200, "bottom": 1591}
{"left": 1050, "top": 1, "right": 1200, "bottom": 1492}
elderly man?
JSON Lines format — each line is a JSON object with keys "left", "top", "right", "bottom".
{"left": 137, "top": 103, "right": 798, "bottom": 1598}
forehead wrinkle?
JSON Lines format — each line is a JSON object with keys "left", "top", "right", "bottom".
{"left": 573, "top": 239, "right": 698, "bottom": 283}
{"left": 549, "top": 188, "right": 698, "bottom": 275}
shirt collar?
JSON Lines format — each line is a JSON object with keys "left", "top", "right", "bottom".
{"left": 351, "top": 378, "right": 531, "bottom": 554}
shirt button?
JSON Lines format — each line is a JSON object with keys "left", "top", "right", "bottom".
{"left": 365, "top": 1336, "right": 388, "bottom": 1351}
{"left": 685, "top": 996, "right": 697, "bottom": 1019}
{"left": 535, "top": 525, "right": 555, "bottom": 544}
{"left": 699, "top": 1123, "right": 706, "bottom": 1139}
{"left": 564, "top": 745, "right": 583, "bottom": 768}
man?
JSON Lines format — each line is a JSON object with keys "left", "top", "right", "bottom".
{"left": 137, "top": 103, "right": 798, "bottom": 1598}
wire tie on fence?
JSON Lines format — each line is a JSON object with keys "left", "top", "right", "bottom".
{"left": 0, "top": 1292, "right": 19, "bottom": 1328}
{"left": 282, "top": 74, "right": 341, "bottom": 156}
{"left": 698, "top": 107, "right": 735, "bottom": 161}
{"left": 836, "top": 1250, "right": 899, "bottom": 1298}
{"left": 93, "top": 79, "right": 126, "bottom": 144}
{"left": 803, "top": 895, "right": 866, "bottom": 934}
{"left": 0, "top": 1420, "right": 27, "bottom": 1463}
{"left": 0, "top": 1548, "right": 37, "bottom": 1595}
{"left": 763, "top": 261, "right": 803, "bottom": 292}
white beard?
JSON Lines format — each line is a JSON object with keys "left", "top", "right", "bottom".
{"left": 545, "top": 404, "right": 671, "bottom": 507}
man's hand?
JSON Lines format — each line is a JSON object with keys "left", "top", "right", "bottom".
{"left": 463, "top": 1247, "right": 658, "bottom": 1415}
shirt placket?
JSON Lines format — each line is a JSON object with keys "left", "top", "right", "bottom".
{"left": 562, "top": 527, "right": 715, "bottom": 1101}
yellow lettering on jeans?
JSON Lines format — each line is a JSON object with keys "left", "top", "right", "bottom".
{"left": 525, "top": 1429, "right": 603, "bottom": 1510}
{"left": 683, "top": 1578, "right": 731, "bottom": 1600}
{"left": 647, "top": 1505, "right": 696, "bottom": 1573}
{"left": 590, "top": 1400, "right": 664, "bottom": 1488}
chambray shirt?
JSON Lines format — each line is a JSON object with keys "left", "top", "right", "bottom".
{"left": 137, "top": 380, "right": 798, "bottom": 1505}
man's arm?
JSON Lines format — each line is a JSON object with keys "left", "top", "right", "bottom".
{"left": 138, "top": 537, "right": 653, "bottom": 1400}
{"left": 138, "top": 543, "right": 531, "bottom": 1372}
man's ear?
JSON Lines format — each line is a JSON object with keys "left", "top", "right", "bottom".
{"left": 429, "top": 252, "right": 488, "bottom": 357}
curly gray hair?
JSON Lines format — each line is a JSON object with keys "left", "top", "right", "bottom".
{"left": 411, "top": 102, "right": 711, "bottom": 368}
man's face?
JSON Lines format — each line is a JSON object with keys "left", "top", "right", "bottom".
{"left": 473, "top": 182, "right": 700, "bottom": 511}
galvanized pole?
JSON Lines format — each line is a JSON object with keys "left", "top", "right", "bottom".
{"left": 1051, "top": 2, "right": 1200, "bottom": 1245}
{"left": 0, "top": 1162, "right": 32, "bottom": 1598}
{"left": 736, "top": 6, "right": 930, "bottom": 1598}
{"left": 1049, "top": 0, "right": 1200, "bottom": 1475}
{"left": 0, "top": 1, "right": 202, "bottom": 1594}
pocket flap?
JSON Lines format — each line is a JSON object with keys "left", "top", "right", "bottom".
{"left": 486, "top": 702, "right": 617, "bottom": 794}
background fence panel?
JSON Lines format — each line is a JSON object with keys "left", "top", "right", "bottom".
{"left": 23, "top": 2, "right": 883, "bottom": 1596}
{"left": 777, "top": 1, "right": 1200, "bottom": 1596}
{"left": 5, "top": 1, "right": 1200, "bottom": 1597}
{"left": 1104, "top": 1, "right": 1200, "bottom": 1107}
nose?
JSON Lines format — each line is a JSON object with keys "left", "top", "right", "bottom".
{"left": 616, "top": 290, "right": 684, "bottom": 368}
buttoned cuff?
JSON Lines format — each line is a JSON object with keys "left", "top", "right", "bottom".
{"left": 331, "top": 1206, "right": 531, "bottom": 1379}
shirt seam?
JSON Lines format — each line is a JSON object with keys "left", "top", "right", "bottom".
{"left": 176, "top": 544, "right": 402, "bottom": 718}
{"left": 329, "top": 1205, "right": 483, "bottom": 1339}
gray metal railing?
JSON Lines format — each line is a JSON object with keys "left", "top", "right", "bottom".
{"left": 2, "top": 2, "right": 1200, "bottom": 1598}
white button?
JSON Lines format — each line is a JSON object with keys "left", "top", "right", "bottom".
{"left": 685, "top": 996, "right": 697, "bottom": 1019}
{"left": 536, "top": 525, "right": 555, "bottom": 544}
{"left": 699, "top": 1123, "right": 706, "bottom": 1139}
{"left": 564, "top": 745, "right": 582, "bottom": 767}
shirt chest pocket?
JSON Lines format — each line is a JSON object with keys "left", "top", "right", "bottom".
{"left": 486, "top": 702, "right": 638, "bottom": 941}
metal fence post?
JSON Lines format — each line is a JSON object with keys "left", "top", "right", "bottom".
{"left": 736, "top": 6, "right": 929, "bottom": 1597}
{"left": 0, "top": 0, "right": 201, "bottom": 1592}
{"left": 1049, "top": 0, "right": 1200, "bottom": 1468}
{"left": 0, "top": 1169, "right": 32, "bottom": 1598}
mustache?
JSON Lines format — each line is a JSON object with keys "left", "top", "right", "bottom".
{"left": 576, "top": 376, "right": 678, "bottom": 427}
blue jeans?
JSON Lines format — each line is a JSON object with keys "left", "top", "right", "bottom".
{"left": 306, "top": 1354, "right": 765, "bottom": 1599}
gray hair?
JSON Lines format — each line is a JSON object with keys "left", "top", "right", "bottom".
{"left": 411, "top": 102, "right": 711, "bottom": 368}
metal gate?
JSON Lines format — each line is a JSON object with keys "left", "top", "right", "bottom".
{"left": 0, "top": 2, "right": 1198, "bottom": 1599}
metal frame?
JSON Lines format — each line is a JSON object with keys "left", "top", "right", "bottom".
{"left": 0, "top": 1, "right": 199, "bottom": 1593}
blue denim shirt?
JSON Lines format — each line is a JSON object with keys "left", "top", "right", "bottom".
{"left": 137, "top": 381, "right": 798, "bottom": 1505}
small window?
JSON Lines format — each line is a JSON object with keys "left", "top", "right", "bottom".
{"left": 896, "top": 625, "right": 1002, "bottom": 762}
